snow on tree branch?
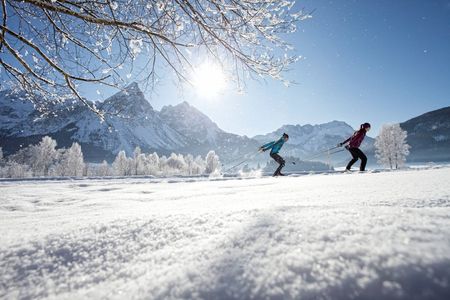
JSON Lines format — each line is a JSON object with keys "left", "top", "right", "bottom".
{"left": 0, "top": 0, "right": 309, "bottom": 114}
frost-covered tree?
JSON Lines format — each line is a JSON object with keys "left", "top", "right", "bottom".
{"left": 69, "top": 143, "right": 85, "bottom": 176}
{"left": 86, "top": 160, "right": 111, "bottom": 177}
{"left": 184, "top": 154, "right": 193, "bottom": 175}
{"left": 166, "top": 153, "right": 187, "bottom": 174}
{"left": 56, "top": 143, "right": 85, "bottom": 176}
{"left": 136, "top": 153, "right": 147, "bottom": 175}
{"left": 205, "top": 150, "right": 220, "bottom": 174}
{"left": 146, "top": 152, "right": 160, "bottom": 175}
{"left": 0, "top": 0, "right": 309, "bottom": 116}
{"left": 97, "top": 160, "right": 111, "bottom": 177}
{"left": 131, "top": 147, "right": 147, "bottom": 175}
{"left": 194, "top": 155, "right": 206, "bottom": 175}
{"left": 4, "top": 145, "right": 32, "bottom": 171}
{"left": 112, "top": 150, "right": 131, "bottom": 176}
{"left": 184, "top": 154, "right": 205, "bottom": 175}
{"left": 159, "top": 155, "right": 168, "bottom": 174}
{"left": 4, "top": 161, "right": 32, "bottom": 178}
{"left": 375, "top": 124, "right": 410, "bottom": 169}
{"left": 1, "top": 145, "right": 34, "bottom": 178}
{"left": 30, "top": 136, "right": 59, "bottom": 176}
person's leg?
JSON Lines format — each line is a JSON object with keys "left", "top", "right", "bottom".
{"left": 354, "top": 148, "right": 367, "bottom": 171}
{"left": 275, "top": 154, "right": 286, "bottom": 175}
{"left": 270, "top": 153, "right": 285, "bottom": 176}
{"left": 270, "top": 153, "right": 279, "bottom": 175}
{"left": 346, "top": 148, "right": 359, "bottom": 170}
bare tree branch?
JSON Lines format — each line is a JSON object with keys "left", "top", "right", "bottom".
{"left": 0, "top": 0, "right": 309, "bottom": 117}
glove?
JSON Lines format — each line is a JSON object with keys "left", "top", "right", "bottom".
{"left": 337, "top": 143, "right": 343, "bottom": 147}
{"left": 258, "top": 147, "right": 266, "bottom": 153}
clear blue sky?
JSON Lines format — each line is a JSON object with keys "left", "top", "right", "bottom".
{"left": 88, "top": 0, "right": 450, "bottom": 137}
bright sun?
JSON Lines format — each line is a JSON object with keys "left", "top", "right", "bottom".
{"left": 192, "top": 62, "right": 227, "bottom": 98}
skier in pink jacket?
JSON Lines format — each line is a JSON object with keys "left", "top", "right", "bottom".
{"left": 338, "top": 123, "right": 371, "bottom": 171}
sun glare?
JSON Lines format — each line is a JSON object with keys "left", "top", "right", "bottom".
{"left": 192, "top": 62, "right": 227, "bottom": 98}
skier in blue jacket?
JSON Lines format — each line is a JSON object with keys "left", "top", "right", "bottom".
{"left": 259, "top": 133, "right": 289, "bottom": 176}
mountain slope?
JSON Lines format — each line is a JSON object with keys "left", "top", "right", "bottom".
{"left": 160, "top": 101, "right": 221, "bottom": 145}
{"left": 400, "top": 106, "right": 450, "bottom": 161}
{"left": 0, "top": 84, "right": 187, "bottom": 161}
{"left": 95, "top": 83, "right": 188, "bottom": 153}
{"left": 159, "top": 102, "right": 260, "bottom": 161}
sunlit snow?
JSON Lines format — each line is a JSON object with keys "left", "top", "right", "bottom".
{"left": 1, "top": 168, "right": 450, "bottom": 299}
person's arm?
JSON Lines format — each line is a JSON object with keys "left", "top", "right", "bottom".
{"left": 338, "top": 132, "right": 355, "bottom": 146}
{"left": 259, "top": 141, "right": 275, "bottom": 152}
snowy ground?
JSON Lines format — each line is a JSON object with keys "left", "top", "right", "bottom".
{"left": 1, "top": 168, "right": 450, "bottom": 300}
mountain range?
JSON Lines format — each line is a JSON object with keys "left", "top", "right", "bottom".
{"left": 1, "top": 83, "right": 448, "bottom": 163}
{"left": 400, "top": 106, "right": 450, "bottom": 162}
{"left": 0, "top": 83, "right": 260, "bottom": 162}
{"left": 0, "top": 83, "right": 187, "bottom": 161}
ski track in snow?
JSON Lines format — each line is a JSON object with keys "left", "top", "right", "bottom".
{"left": 1, "top": 169, "right": 450, "bottom": 299}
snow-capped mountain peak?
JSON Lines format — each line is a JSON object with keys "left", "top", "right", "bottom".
{"left": 159, "top": 101, "right": 222, "bottom": 144}
{"left": 159, "top": 101, "right": 261, "bottom": 161}
{"left": 101, "top": 82, "right": 154, "bottom": 116}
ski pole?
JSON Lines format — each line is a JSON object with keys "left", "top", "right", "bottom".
{"left": 290, "top": 148, "right": 344, "bottom": 165}
{"left": 303, "top": 146, "right": 344, "bottom": 161}
{"left": 221, "top": 150, "right": 258, "bottom": 170}
{"left": 309, "top": 146, "right": 340, "bottom": 158}
{"left": 222, "top": 156, "right": 246, "bottom": 169}
{"left": 223, "top": 159, "right": 249, "bottom": 173}
{"left": 222, "top": 151, "right": 260, "bottom": 173}
{"left": 303, "top": 146, "right": 338, "bottom": 161}
{"left": 328, "top": 149, "right": 345, "bottom": 155}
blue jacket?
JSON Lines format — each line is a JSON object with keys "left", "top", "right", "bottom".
{"left": 261, "top": 138, "right": 285, "bottom": 154}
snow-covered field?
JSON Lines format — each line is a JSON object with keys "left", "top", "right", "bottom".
{"left": 1, "top": 168, "right": 450, "bottom": 299}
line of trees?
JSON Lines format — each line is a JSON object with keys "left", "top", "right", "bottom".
{"left": 0, "top": 136, "right": 221, "bottom": 178}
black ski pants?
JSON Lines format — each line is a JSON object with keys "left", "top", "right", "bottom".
{"left": 270, "top": 153, "right": 285, "bottom": 175}
{"left": 346, "top": 147, "right": 367, "bottom": 171}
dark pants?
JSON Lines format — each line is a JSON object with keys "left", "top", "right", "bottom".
{"left": 270, "top": 153, "right": 285, "bottom": 175}
{"left": 346, "top": 147, "right": 367, "bottom": 171}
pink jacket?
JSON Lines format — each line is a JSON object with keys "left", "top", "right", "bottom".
{"left": 343, "top": 130, "right": 366, "bottom": 148}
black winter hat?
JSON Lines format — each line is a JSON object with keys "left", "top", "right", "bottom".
{"left": 282, "top": 133, "right": 289, "bottom": 139}
{"left": 361, "top": 123, "right": 371, "bottom": 129}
